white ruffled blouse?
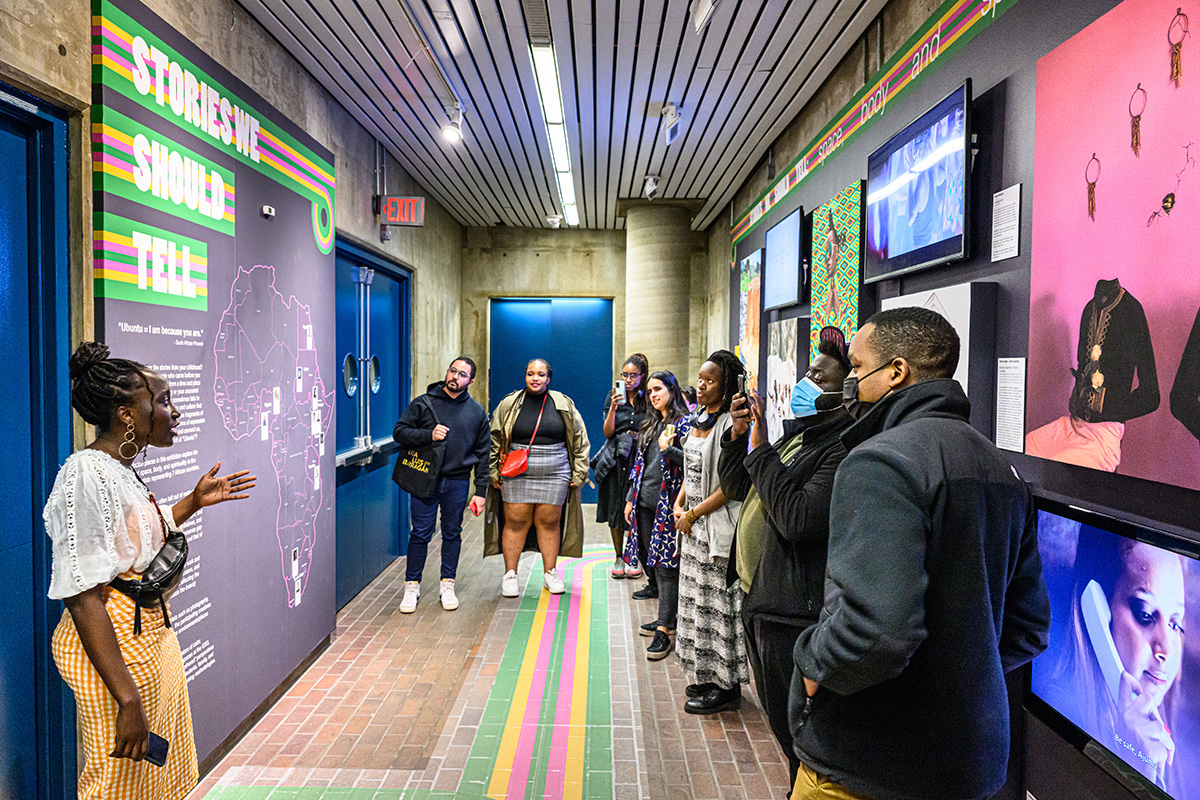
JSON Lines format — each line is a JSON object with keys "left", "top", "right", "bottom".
{"left": 44, "top": 449, "right": 168, "bottom": 600}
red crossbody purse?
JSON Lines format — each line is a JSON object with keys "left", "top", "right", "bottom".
{"left": 500, "top": 394, "right": 548, "bottom": 478}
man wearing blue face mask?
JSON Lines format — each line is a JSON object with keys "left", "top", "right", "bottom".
{"left": 789, "top": 307, "right": 1049, "bottom": 800}
{"left": 717, "top": 335, "right": 853, "bottom": 789}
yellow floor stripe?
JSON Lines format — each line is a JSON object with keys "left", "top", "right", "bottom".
{"left": 564, "top": 566, "right": 592, "bottom": 798}
{"left": 486, "top": 586, "right": 552, "bottom": 799}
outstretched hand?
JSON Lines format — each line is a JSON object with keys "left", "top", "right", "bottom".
{"left": 748, "top": 391, "right": 768, "bottom": 450}
{"left": 192, "top": 462, "right": 257, "bottom": 508}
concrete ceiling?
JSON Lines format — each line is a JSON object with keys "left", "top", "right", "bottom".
{"left": 238, "top": 0, "right": 887, "bottom": 230}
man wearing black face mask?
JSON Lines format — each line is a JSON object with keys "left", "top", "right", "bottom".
{"left": 717, "top": 337, "right": 853, "bottom": 789}
{"left": 788, "top": 307, "right": 1050, "bottom": 800}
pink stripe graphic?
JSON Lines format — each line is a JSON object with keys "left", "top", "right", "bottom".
{"left": 507, "top": 591, "right": 563, "bottom": 800}
{"left": 94, "top": 130, "right": 134, "bottom": 155}
{"left": 258, "top": 132, "right": 334, "bottom": 193}
{"left": 94, "top": 257, "right": 210, "bottom": 289}
{"left": 545, "top": 565, "right": 585, "bottom": 797}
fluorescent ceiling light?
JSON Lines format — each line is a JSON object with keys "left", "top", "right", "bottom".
{"left": 531, "top": 46, "right": 564, "bottom": 124}
{"left": 547, "top": 123, "right": 571, "bottom": 172}
{"left": 556, "top": 171, "right": 576, "bottom": 207}
{"left": 563, "top": 204, "right": 579, "bottom": 226}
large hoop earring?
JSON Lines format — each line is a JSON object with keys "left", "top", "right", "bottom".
{"left": 118, "top": 421, "right": 141, "bottom": 460}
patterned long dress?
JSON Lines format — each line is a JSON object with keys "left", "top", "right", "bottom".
{"left": 622, "top": 416, "right": 691, "bottom": 570}
{"left": 674, "top": 434, "right": 749, "bottom": 690}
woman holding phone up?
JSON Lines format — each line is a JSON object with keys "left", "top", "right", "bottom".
{"left": 46, "top": 343, "right": 255, "bottom": 799}
{"left": 597, "top": 354, "right": 649, "bottom": 580}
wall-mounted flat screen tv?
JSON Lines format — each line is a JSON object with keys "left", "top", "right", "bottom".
{"left": 1029, "top": 497, "right": 1200, "bottom": 799}
{"left": 864, "top": 80, "right": 971, "bottom": 283}
{"left": 764, "top": 207, "right": 804, "bottom": 310}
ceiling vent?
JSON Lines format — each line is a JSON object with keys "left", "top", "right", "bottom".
{"left": 523, "top": 0, "right": 553, "bottom": 47}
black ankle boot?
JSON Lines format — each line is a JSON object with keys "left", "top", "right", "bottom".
{"left": 684, "top": 684, "right": 741, "bottom": 714}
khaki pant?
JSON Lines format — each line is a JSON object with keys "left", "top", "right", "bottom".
{"left": 791, "top": 762, "right": 872, "bottom": 800}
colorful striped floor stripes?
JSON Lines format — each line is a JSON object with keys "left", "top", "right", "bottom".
{"left": 202, "top": 548, "right": 623, "bottom": 800}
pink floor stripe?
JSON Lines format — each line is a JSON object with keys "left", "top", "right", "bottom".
{"left": 506, "top": 589, "right": 563, "bottom": 800}
{"left": 545, "top": 563, "right": 585, "bottom": 797}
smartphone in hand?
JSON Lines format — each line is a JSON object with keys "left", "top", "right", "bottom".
{"left": 145, "top": 732, "right": 169, "bottom": 767}
{"left": 737, "top": 374, "right": 747, "bottom": 397}
{"left": 614, "top": 379, "right": 627, "bottom": 405}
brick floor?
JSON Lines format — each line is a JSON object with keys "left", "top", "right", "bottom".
{"left": 191, "top": 509, "right": 791, "bottom": 799}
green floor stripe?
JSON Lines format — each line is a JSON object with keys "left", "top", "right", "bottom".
{"left": 584, "top": 560, "right": 613, "bottom": 798}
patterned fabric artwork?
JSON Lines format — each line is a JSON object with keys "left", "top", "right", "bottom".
{"left": 810, "top": 182, "right": 863, "bottom": 358}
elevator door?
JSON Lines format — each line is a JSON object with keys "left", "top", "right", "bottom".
{"left": 334, "top": 246, "right": 410, "bottom": 608}
{"left": 488, "top": 298, "right": 613, "bottom": 504}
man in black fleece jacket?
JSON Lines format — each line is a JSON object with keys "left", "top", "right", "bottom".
{"left": 790, "top": 308, "right": 1050, "bottom": 800}
{"left": 393, "top": 357, "right": 490, "bottom": 613}
{"left": 718, "top": 341, "right": 852, "bottom": 788}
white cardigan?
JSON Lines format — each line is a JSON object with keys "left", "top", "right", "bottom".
{"left": 683, "top": 412, "right": 742, "bottom": 562}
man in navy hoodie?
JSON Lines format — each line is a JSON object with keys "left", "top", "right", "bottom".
{"left": 790, "top": 308, "right": 1050, "bottom": 800}
{"left": 394, "top": 357, "right": 490, "bottom": 613}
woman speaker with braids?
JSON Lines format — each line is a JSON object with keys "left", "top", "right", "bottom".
{"left": 44, "top": 342, "right": 256, "bottom": 800}
{"left": 671, "top": 349, "right": 748, "bottom": 714}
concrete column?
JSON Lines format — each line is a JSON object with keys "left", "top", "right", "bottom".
{"left": 624, "top": 205, "right": 695, "bottom": 381}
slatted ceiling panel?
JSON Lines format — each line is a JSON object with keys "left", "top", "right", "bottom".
{"left": 694, "top": 0, "right": 887, "bottom": 228}
{"left": 613, "top": 0, "right": 664, "bottom": 200}
{"left": 237, "top": 0, "right": 884, "bottom": 230}
{"left": 626, "top": 8, "right": 689, "bottom": 194}
{"left": 592, "top": 0, "right": 616, "bottom": 227}
{"left": 411, "top": 1, "right": 532, "bottom": 226}
{"left": 680, "top": 0, "right": 842, "bottom": 199}
{"left": 436, "top": 0, "right": 543, "bottom": 227}
{"left": 671, "top": 2, "right": 770, "bottom": 198}
{"left": 495, "top": 0, "right": 560, "bottom": 223}
{"left": 242, "top": 0, "right": 490, "bottom": 227}
{"left": 571, "top": 14, "right": 597, "bottom": 227}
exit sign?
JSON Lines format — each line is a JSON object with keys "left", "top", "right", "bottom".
{"left": 378, "top": 195, "right": 425, "bottom": 226}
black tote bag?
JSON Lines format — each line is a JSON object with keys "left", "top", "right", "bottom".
{"left": 391, "top": 397, "right": 445, "bottom": 499}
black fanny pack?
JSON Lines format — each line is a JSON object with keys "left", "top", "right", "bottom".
{"left": 109, "top": 494, "right": 188, "bottom": 636}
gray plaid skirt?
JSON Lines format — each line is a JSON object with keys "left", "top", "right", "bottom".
{"left": 501, "top": 443, "right": 571, "bottom": 505}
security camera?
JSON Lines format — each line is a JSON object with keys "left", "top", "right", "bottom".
{"left": 546, "top": 215, "right": 562, "bottom": 228}
{"left": 643, "top": 175, "right": 659, "bottom": 201}
{"left": 662, "top": 103, "right": 683, "bottom": 145}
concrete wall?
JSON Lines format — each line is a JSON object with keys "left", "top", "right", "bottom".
{"left": 0, "top": 0, "right": 464, "bottom": 400}
{"left": 461, "top": 226, "right": 626, "bottom": 411}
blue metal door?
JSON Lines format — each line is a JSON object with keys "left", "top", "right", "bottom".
{"left": 0, "top": 85, "right": 74, "bottom": 800}
{"left": 334, "top": 244, "right": 410, "bottom": 608}
{"left": 0, "top": 110, "right": 38, "bottom": 800}
{"left": 488, "top": 298, "right": 614, "bottom": 504}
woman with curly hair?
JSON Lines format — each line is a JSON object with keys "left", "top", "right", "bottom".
{"left": 46, "top": 342, "right": 255, "bottom": 799}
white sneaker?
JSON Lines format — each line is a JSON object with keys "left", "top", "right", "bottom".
{"left": 440, "top": 578, "right": 459, "bottom": 611}
{"left": 400, "top": 581, "right": 420, "bottom": 613}
{"left": 501, "top": 570, "right": 520, "bottom": 597}
{"left": 543, "top": 568, "right": 565, "bottom": 595}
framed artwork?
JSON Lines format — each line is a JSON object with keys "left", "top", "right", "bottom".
{"left": 810, "top": 181, "right": 863, "bottom": 359}
{"left": 765, "top": 318, "right": 800, "bottom": 442}
{"left": 1025, "top": 0, "right": 1200, "bottom": 490}
{"left": 737, "top": 249, "right": 763, "bottom": 387}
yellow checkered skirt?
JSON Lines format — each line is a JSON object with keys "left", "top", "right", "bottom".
{"left": 52, "top": 579, "right": 198, "bottom": 800}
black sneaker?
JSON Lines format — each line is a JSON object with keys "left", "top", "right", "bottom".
{"left": 646, "top": 629, "right": 673, "bottom": 660}
{"left": 639, "top": 620, "right": 659, "bottom": 636}
{"left": 631, "top": 584, "right": 658, "bottom": 600}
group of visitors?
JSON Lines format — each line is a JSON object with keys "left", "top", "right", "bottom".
{"left": 590, "top": 308, "right": 1053, "bottom": 800}
{"left": 44, "top": 304, "right": 1054, "bottom": 800}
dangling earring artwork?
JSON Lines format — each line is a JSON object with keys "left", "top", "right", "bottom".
{"left": 1085, "top": 153, "right": 1101, "bottom": 220}
{"left": 119, "top": 420, "right": 141, "bottom": 460}
{"left": 1169, "top": 8, "right": 1189, "bottom": 88}
{"left": 1129, "top": 83, "right": 1146, "bottom": 157}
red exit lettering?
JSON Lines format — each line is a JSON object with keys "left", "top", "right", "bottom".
{"left": 379, "top": 196, "right": 425, "bottom": 226}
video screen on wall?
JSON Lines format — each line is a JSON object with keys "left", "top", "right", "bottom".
{"left": 864, "top": 81, "right": 971, "bottom": 283}
{"left": 1030, "top": 499, "right": 1200, "bottom": 798}
{"left": 764, "top": 207, "right": 804, "bottom": 310}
